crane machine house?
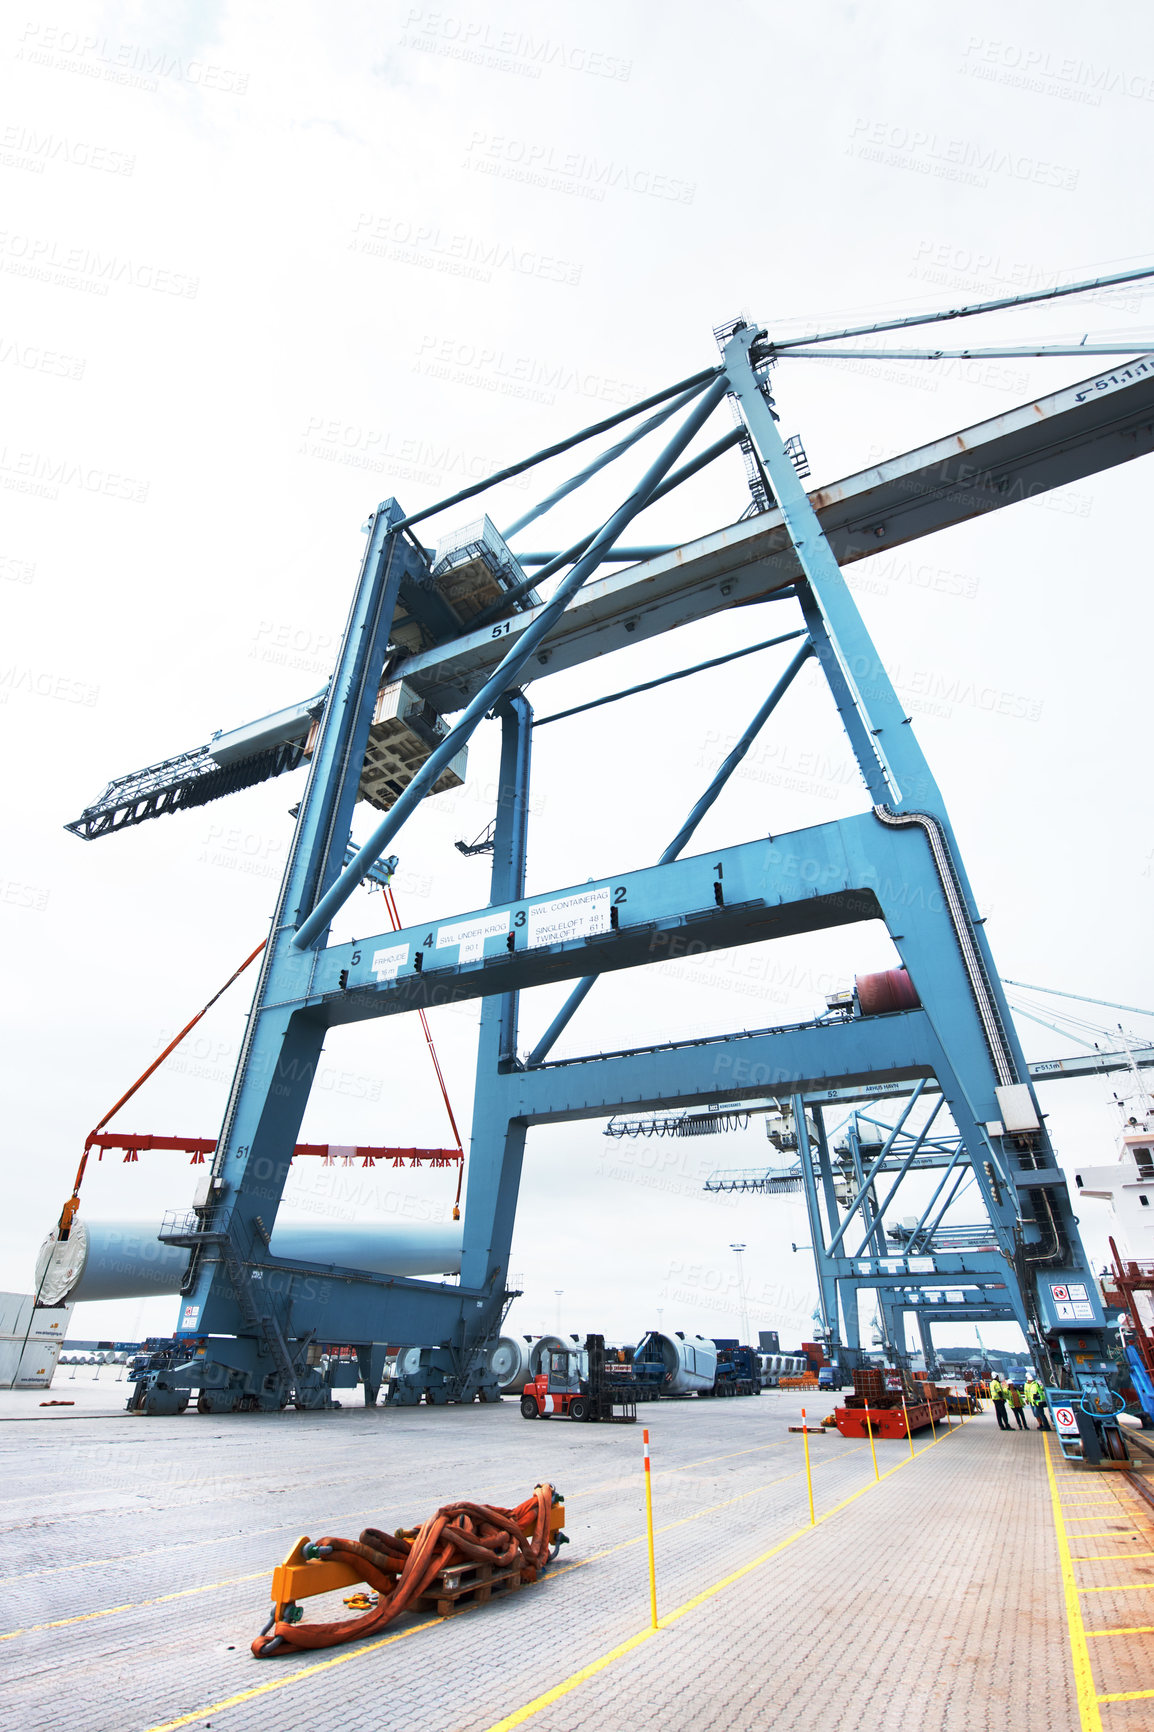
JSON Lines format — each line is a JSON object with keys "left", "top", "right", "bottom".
{"left": 209, "top": 516, "right": 540, "bottom": 813}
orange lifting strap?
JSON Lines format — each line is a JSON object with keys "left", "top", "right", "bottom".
{"left": 57, "top": 939, "right": 267, "bottom": 1237}
{"left": 383, "top": 883, "right": 466, "bottom": 1218}
{"left": 59, "top": 878, "right": 468, "bottom": 1232}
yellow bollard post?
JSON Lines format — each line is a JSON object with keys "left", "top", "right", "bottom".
{"left": 900, "top": 1395, "right": 915, "bottom": 1460}
{"left": 864, "top": 1407, "right": 879, "bottom": 1481}
{"left": 928, "top": 1389, "right": 938, "bottom": 1442}
{"left": 642, "top": 1427, "right": 658, "bottom": 1629}
{"left": 942, "top": 1385, "right": 951, "bottom": 1430}
{"left": 801, "top": 1406, "right": 816, "bottom": 1525}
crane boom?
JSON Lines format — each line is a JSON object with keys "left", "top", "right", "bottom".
{"left": 65, "top": 353, "right": 1154, "bottom": 838}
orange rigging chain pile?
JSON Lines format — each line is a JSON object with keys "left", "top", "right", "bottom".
{"left": 253, "top": 1483, "right": 568, "bottom": 1656}
{"left": 54, "top": 881, "right": 465, "bottom": 1240}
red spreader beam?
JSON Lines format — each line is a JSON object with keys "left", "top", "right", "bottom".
{"left": 86, "top": 1132, "right": 462, "bottom": 1168}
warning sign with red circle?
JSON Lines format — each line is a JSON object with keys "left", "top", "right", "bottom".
{"left": 1053, "top": 1406, "right": 1077, "bottom": 1433}
{"left": 1050, "top": 1285, "right": 1070, "bottom": 1302}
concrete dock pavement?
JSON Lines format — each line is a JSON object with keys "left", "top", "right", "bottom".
{"left": 1, "top": 1390, "right": 1151, "bottom": 1730}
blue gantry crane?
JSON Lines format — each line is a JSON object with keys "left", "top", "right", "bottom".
{"left": 48, "top": 270, "right": 1154, "bottom": 1416}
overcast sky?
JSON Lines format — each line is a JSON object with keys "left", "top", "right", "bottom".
{"left": 3, "top": 0, "right": 1152, "bottom": 1359}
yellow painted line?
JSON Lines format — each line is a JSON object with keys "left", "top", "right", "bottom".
{"left": 0, "top": 1571, "right": 267, "bottom": 1643}
{"left": 1097, "top": 1688, "right": 1154, "bottom": 1702}
{"left": 1082, "top": 1583, "right": 1154, "bottom": 1593}
{"left": 141, "top": 1611, "right": 444, "bottom": 1732}
{"left": 137, "top": 1547, "right": 628, "bottom": 1732}
{"left": 0, "top": 1521, "right": 301, "bottom": 1585}
{"left": 668, "top": 1439, "right": 789, "bottom": 1474}
{"left": 1043, "top": 1432, "right": 1103, "bottom": 1732}
{"left": 8, "top": 1444, "right": 863, "bottom": 1670}
{"left": 502, "top": 1437, "right": 800, "bottom": 1527}
{"left": 1068, "top": 1532, "right": 1145, "bottom": 1539}
{"left": 482, "top": 1627, "right": 657, "bottom": 1731}
{"left": 132, "top": 1467, "right": 823, "bottom": 1732}
{"left": 483, "top": 1414, "right": 964, "bottom": 1732}
{"left": 1072, "top": 1551, "right": 1154, "bottom": 1562}
{"left": 11, "top": 1455, "right": 832, "bottom": 1658}
{"left": 139, "top": 1421, "right": 963, "bottom": 1732}
{"left": 0, "top": 1459, "right": 589, "bottom": 1587}
{"left": 521, "top": 1444, "right": 870, "bottom": 1574}
{"left": 0, "top": 1465, "right": 585, "bottom": 1588}
{"left": 489, "top": 1485, "right": 896, "bottom": 1732}
{"left": 1085, "top": 1625, "right": 1154, "bottom": 1637}
{"left": 571, "top": 1468, "right": 807, "bottom": 1569}
{"left": 563, "top": 1438, "right": 794, "bottom": 1506}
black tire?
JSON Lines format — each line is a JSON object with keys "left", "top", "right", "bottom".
{"left": 569, "top": 1397, "right": 589, "bottom": 1422}
{"left": 520, "top": 1395, "right": 539, "bottom": 1419}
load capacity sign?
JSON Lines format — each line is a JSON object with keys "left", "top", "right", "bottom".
{"left": 527, "top": 887, "right": 610, "bottom": 949}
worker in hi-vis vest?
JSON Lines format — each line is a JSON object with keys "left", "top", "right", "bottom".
{"left": 1023, "top": 1376, "right": 1050, "bottom": 1430}
{"left": 989, "top": 1375, "right": 1011, "bottom": 1431}
{"left": 1006, "top": 1379, "right": 1029, "bottom": 1429}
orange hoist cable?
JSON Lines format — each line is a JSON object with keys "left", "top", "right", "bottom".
{"left": 57, "top": 938, "right": 268, "bottom": 1237}
{"left": 383, "top": 885, "right": 466, "bottom": 1218}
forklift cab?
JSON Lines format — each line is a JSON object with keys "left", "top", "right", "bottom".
{"left": 546, "top": 1350, "right": 581, "bottom": 1394}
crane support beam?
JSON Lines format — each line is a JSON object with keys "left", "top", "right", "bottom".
{"left": 277, "top": 812, "right": 988, "bottom": 1124}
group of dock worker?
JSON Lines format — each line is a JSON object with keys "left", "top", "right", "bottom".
{"left": 989, "top": 1373, "right": 1051, "bottom": 1431}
